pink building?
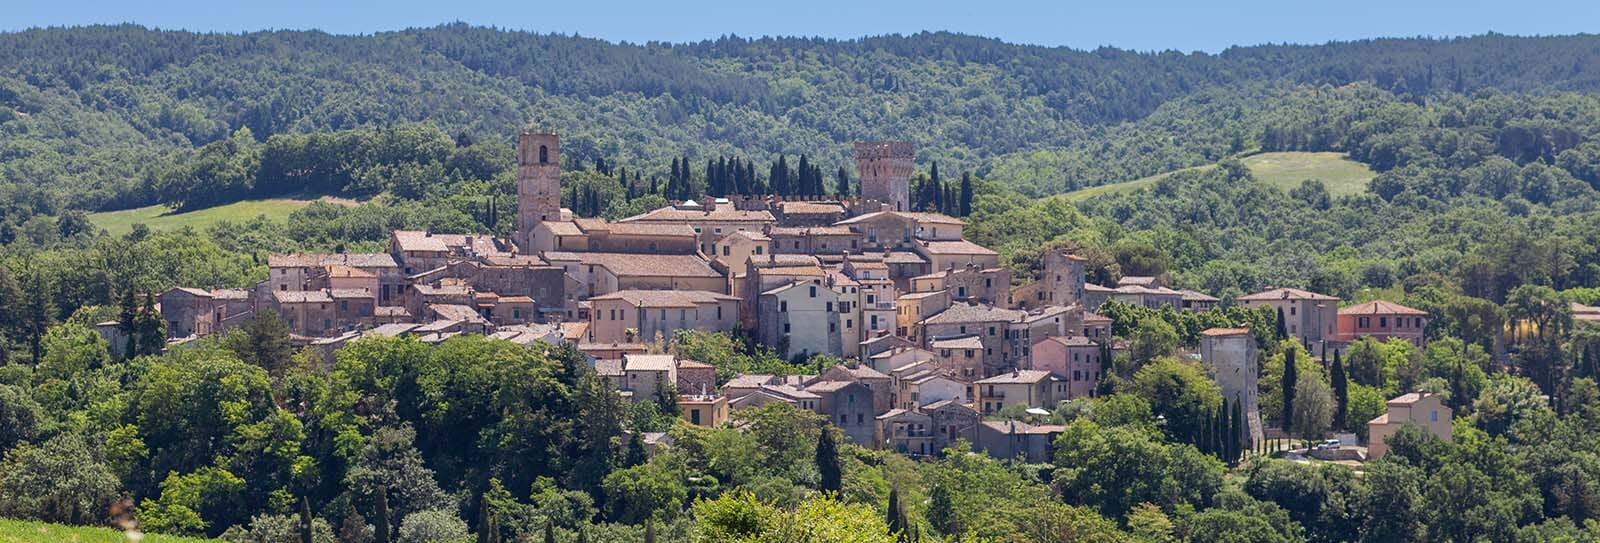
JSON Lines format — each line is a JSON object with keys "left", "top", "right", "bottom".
{"left": 1029, "top": 336, "right": 1103, "bottom": 400}
{"left": 1336, "top": 300, "right": 1428, "bottom": 347}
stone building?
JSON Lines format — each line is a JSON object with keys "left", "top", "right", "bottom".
{"left": 1368, "top": 392, "right": 1452, "bottom": 458}
{"left": 1030, "top": 336, "right": 1103, "bottom": 401}
{"left": 517, "top": 130, "right": 562, "bottom": 250}
{"left": 1335, "top": 300, "right": 1429, "bottom": 347}
{"left": 758, "top": 279, "right": 845, "bottom": 359}
{"left": 1200, "top": 328, "right": 1264, "bottom": 451}
{"left": 586, "top": 290, "right": 739, "bottom": 344}
{"left": 1237, "top": 287, "right": 1340, "bottom": 355}
{"left": 854, "top": 141, "right": 914, "bottom": 212}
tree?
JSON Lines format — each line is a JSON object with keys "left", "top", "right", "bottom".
{"left": 959, "top": 172, "right": 974, "bottom": 217}
{"left": 1331, "top": 349, "right": 1349, "bottom": 430}
{"left": 0, "top": 434, "right": 122, "bottom": 526}
{"left": 227, "top": 309, "right": 294, "bottom": 373}
{"left": 835, "top": 166, "right": 850, "bottom": 197}
{"left": 397, "top": 509, "right": 468, "bottom": 543}
{"left": 299, "top": 496, "right": 315, "bottom": 543}
{"left": 816, "top": 427, "right": 843, "bottom": 494}
{"left": 1291, "top": 371, "right": 1334, "bottom": 443}
{"left": 1275, "top": 307, "right": 1288, "bottom": 341}
{"left": 1129, "top": 357, "right": 1222, "bottom": 447}
{"left": 886, "top": 487, "right": 908, "bottom": 541}
{"left": 1281, "top": 347, "right": 1298, "bottom": 436}
{"left": 1129, "top": 319, "right": 1179, "bottom": 365}
{"left": 374, "top": 486, "right": 391, "bottom": 543}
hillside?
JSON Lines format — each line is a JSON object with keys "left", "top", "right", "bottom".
{"left": 86, "top": 198, "right": 327, "bottom": 236}
{"left": 3, "top": 25, "right": 1600, "bottom": 221}
{"left": 0, "top": 519, "right": 216, "bottom": 543}
{"left": 1060, "top": 152, "right": 1376, "bottom": 201}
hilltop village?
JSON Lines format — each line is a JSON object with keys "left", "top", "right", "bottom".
{"left": 147, "top": 130, "right": 1457, "bottom": 460}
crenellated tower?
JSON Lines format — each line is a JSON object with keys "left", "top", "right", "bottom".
{"left": 516, "top": 130, "right": 561, "bottom": 250}
{"left": 854, "top": 141, "right": 914, "bottom": 212}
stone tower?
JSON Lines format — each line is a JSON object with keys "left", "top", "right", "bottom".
{"left": 1043, "top": 250, "right": 1087, "bottom": 308}
{"left": 854, "top": 141, "right": 914, "bottom": 212}
{"left": 1200, "top": 328, "right": 1264, "bottom": 450}
{"left": 516, "top": 130, "right": 561, "bottom": 250}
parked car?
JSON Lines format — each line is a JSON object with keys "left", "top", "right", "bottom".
{"left": 1314, "top": 439, "right": 1341, "bottom": 450}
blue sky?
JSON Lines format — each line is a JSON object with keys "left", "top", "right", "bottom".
{"left": 7, "top": 0, "right": 1599, "bottom": 53}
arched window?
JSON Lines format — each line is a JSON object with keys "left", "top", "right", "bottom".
{"left": 539, "top": 145, "right": 549, "bottom": 164}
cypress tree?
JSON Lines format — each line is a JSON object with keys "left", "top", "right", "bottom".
{"left": 959, "top": 172, "right": 974, "bottom": 217}
{"left": 1332, "top": 349, "right": 1349, "bottom": 430}
{"left": 477, "top": 494, "right": 492, "bottom": 543}
{"left": 644, "top": 518, "right": 656, "bottom": 543}
{"left": 816, "top": 427, "right": 842, "bottom": 493}
{"left": 374, "top": 486, "right": 390, "bottom": 543}
{"left": 836, "top": 166, "right": 850, "bottom": 196}
{"left": 1231, "top": 395, "right": 1244, "bottom": 465}
{"left": 797, "top": 155, "right": 812, "bottom": 196}
{"left": 543, "top": 521, "right": 555, "bottom": 543}
{"left": 1275, "top": 307, "right": 1289, "bottom": 340}
{"left": 299, "top": 496, "right": 314, "bottom": 543}
{"left": 1282, "top": 347, "right": 1298, "bottom": 436}
{"left": 117, "top": 289, "right": 138, "bottom": 358}
{"left": 886, "top": 487, "right": 905, "bottom": 537}
{"left": 1216, "top": 397, "right": 1229, "bottom": 459}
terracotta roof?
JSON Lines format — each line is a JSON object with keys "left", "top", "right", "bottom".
{"left": 1387, "top": 392, "right": 1435, "bottom": 406}
{"left": 804, "top": 380, "right": 859, "bottom": 393}
{"left": 883, "top": 252, "right": 927, "bottom": 264}
{"left": 211, "top": 288, "right": 250, "bottom": 300}
{"left": 750, "top": 255, "right": 823, "bottom": 268}
{"left": 918, "top": 240, "right": 998, "bottom": 256}
{"left": 1117, "top": 276, "right": 1159, "bottom": 287}
{"left": 1178, "top": 289, "right": 1220, "bottom": 302}
{"left": 540, "top": 221, "right": 584, "bottom": 236}
{"left": 428, "top": 304, "right": 489, "bottom": 323}
{"left": 778, "top": 201, "right": 846, "bottom": 215}
{"left": 1237, "top": 287, "right": 1339, "bottom": 302}
{"left": 768, "top": 226, "right": 858, "bottom": 237}
{"left": 835, "top": 364, "right": 889, "bottom": 380}
{"left": 480, "top": 255, "right": 547, "bottom": 267}
{"left": 570, "top": 253, "right": 721, "bottom": 278}
{"left": 1201, "top": 327, "right": 1252, "bottom": 337}
{"left": 976, "top": 370, "right": 1054, "bottom": 384}
{"left": 1339, "top": 300, "right": 1427, "bottom": 316}
{"left": 677, "top": 359, "right": 715, "bottom": 369}
{"left": 392, "top": 231, "right": 507, "bottom": 256}
{"left": 594, "top": 359, "right": 624, "bottom": 377}
{"left": 167, "top": 287, "right": 212, "bottom": 297}
{"left": 923, "top": 303, "right": 1024, "bottom": 325}
{"left": 389, "top": 231, "right": 451, "bottom": 253}
{"left": 1040, "top": 336, "right": 1098, "bottom": 347}
{"left": 274, "top": 290, "right": 332, "bottom": 303}
{"left": 327, "top": 265, "right": 376, "bottom": 278}
{"left": 621, "top": 207, "right": 776, "bottom": 223}
{"left": 930, "top": 335, "right": 984, "bottom": 350}
{"left": 623, "top": 354, "right": 677, "bottom": 372}
{"left": 722, "top": 230, "right": 771, "bottom": 242}
{"left": 584, "top": 220, "right": 698, "bottom": 238}
{"left": 329, "top": 288, "right": 374, "bottom": 298}
{"left": 560, "top": 322, "right": 588, "bottom": 341}
{"left": 1082, "top": 312, "right": 1112, "bottom": 324}
{"left": 901, "top": 212, "right": 965, "bottom": 225}
{"left": 1022, "top": 305, "right": 1074, "bottom": 323}
{"left": 269, "top": 253, "right": 398, "bottom": 268}
{"left": 899, "top": 290, "right": 949, "bottom": 301}
{"left": 375, "top": 306, "right": 410, "bottom": 317}
{"left": 1084, "top": 284, "right": 1116, "bottom": 293}
{"left": 498, "top": 295, "right": 535, "bottom": 303}
{"left": 589, "top": 289, "right": 737, "bottom": 307}
{"left": 724, "top": 374, "right": 779, "bottom": 389}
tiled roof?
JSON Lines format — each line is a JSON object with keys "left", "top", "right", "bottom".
{"left": 975, "top": 370, "right": 1054, "bottom": 384}
{"left": 1201, "top": 327, "right": 1252, "bottom": 337}
{"left": 901, "top": 212, "right": 965, "bottom": 225}
{"left": 779, "top": 201, "right": 847, "bottom": 215}
{"left": 1178, "top": 289, "right": 1220, "bottom": 302}
{"left": 571, "top": 253, "right": 722, "bottom": 278}
{"left": 918, "top": 240, "right": 998, "bottom": 256}
{"left": 540, "top": 221, "right": 585, "bottom": 236}
{"left": 621, "top": 207, "right": 776, "bottom": 223}
{"left": 274, "top": 290, "right": 332, "bottom": 303}
{"left": 930, "top": 335, "right": 984, "bottom": 350}
{"left": 1040, "top": 336, "right": 1098, "bottom": 347}
{"left": 583, "top": 220, "right": 698, "bottom": 238}
{"left": 428, "top": 304, "right": 489, "bottom": 323}
{"left": 804, "top": 380, "right": 858, "bottom": 393}
{"left": 768, "top": 226, "right": 857, "bottom": 237}
{"left": 589, "top": 289, "right": 738, "bottom": 307}
{"left": 623, "top": 354, "right": 677, "bottom": 372}
{"left": 389, "top": 231, "right": 451, "bottom": 253}
{"left": 1339, "top": 300, "right": 1427, "bottom": 316}
{"left": 883, "top": 252, "right": 927, "bottom": 264}
{"left": 923, "top": 303, "right": 1024, "bottom": 325}
{"left": 211, "top": 288, "right": 251, "bottom": 300}
{"left": 1238, "top": 287, "right": 1340, "bottom": 302}
{"left": 327, "top": 265, "right": 376, "bottom": 278}
{"left": 677, "top": 359, "right": 715, "bottom": 369}
{"left": 269, "top": 253, "right": 398, "bottom": 268}
{"left": 167, "top": 287, "right": 212, "bottom": 297}
{"left": 1082, "top": 312, "right": 1112, "bottom": 324}
{"left": 329, "top": 288, "right": 374, "bottom": 298}
{"left": 724, "top": 374, "right": 779, "bottom": 388}
{"left": 1084, "top": 283, "right": 1116, "bottom": 293}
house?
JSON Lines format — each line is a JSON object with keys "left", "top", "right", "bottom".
{"left": 1107, "top": 285, "right": 1184, "bottom": 310}
{"left": 896, "top": 290, "right": 952, "bottom": 339}
{"left": 618, "top": 201, "right": 777, "bottom": 255}
{"left": 586, "top": 290, "right": 739, "bottom": 344}
{"left": 679, "top": 394, "right": 729, "bottom": 427}
{"left": 918, "top": 302, "right": 1025, "bottom": 377}
{"left": 867, "top": 345, "right": 936, "bottom": 375}
{"left": 875, "top": 409, "right": 936, "bottom": 455}
{"left": 1011, "top": 250, "right": 1088, "bottom": 310}
{"left": 1008, "top": 305, "right": 1077, "bottom": 360}
{"left": 542, "top": 252, "right": 724, "bottom": 297}
{"left": 913, "top": 240, "right": 1000, "bottom": 272}
{"left": 774, "top": 201, "right": 847, "bottom": 226}
{"left": 974, "top": 370, "right": 1058, "bottom": 414}
{"left": 816, "top": 363, "right": 893, "bottom": 414}
{"left": 1238, "top": 287, "right": 1340, "bottom": 355}
{"left": 1574, "top": 302, "right": 1600, "bottom": 325}
{"left": 676, "top": 359, "right": 718, "bottom": 397}
{"left": 975, "top": 420, "right": 1064, "bottom": 463}
{"left": 758, "top": 279, "right": 845, "bottom": 359}
{"left": 620, "top": 354, "right": 678, "bottom": 402}
{"left": 891, "top": 364, "right": 968, "bottom": 409}
{"left": 767, "top": 226, "right": 864, "bottom": 255}
{"left": 926, "top": 400, "right": 981, "bottom": 453}
{"left": 908, "top": 264, "right": 1010, "bottom": 305}
{"left": 806, "top": 380, "right": 877, "bottom": 445}
{"left": 1200, "top": 328, "right": 1265, "bottom": 451}
{"left": 160, "top": 287, "right": 219, "bottom": 338}
{"left": 1178, "top": 290, "right": 1221, "bottom": 312}
{"left": 1030, "top": 336, "right": 1103, "bottom": 400}
{"left": 710, "top": 230, "right": 772, "bottom": 279}
{"left": 929, "top": 335, "right": 985, "bottom": 379}
{"left": 1368, "top": 392, "right": 1453, "bottom": 459}
{"left": 268, "top": 253, "right": 403, "bottom": 305}
{"left": 271, "top": 290, "right": 336, "bottom": 337}
{"left": 529, "top": 218, "right": 699, "bottom": 254}
{"left": 1336, "top": 300, "right": 1429, "bottom": 347}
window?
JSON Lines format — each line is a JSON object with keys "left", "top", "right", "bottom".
{"left": 716, "top": 306, "right": 723, "bottom": 319}
{"left": 755, "top": 246, "right": 764, "bottom": 255}
{"left": 722, "top": 246, "right": 730, "bottom": 256}
{"left": 1430, "top": 410, "right": 1438, "bottom": 422}
{"left": 866, "top": 294, "right": 876, "bottom": 304}
{"left": 809, "top": 286, "right": 817, "bottom": 298}
{"left": 829, "top": 322, "right": 836, "bottom": 332}
{"left": 691, "top": 409, "right": 701, "bottom": 425}
{"left": 857, "top": 413, "right": 864, "bottom": 424}
{"left": 780, "top": 301, "right": 788, "bottom": 312}
{"left": 1359, "top": 317, "right": 1369, "bottom": 328}
{"left": 1379, "top": 317, "right": 1388, "bottom": 328}
{"left": 538, "top": 145, "right": 549, "bottom": 164}
{"left": 840, "top": 414, "right": 847, "bottom": 423}
{"left": 825, "top": 302, "right": 833, "bottom": 312}
{"left": 660, "top": 309, "right": 667, "bottom": 319}
{"left": 988, "top": 326, "right": 996, "bottom": 336}
{"left": 784, "top": 323, "right": 791, "bottom": 333}
{"left": 1290, "top": 306, "right": 1297, "bottom": 316}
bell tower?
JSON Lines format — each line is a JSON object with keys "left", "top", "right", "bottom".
{"left": 854, "top": 141, "right": 914, "bottom": 212}
{"left": 516, "top": 130, "right": 561, "bottom": 250}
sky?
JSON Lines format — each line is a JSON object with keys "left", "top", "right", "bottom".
{"left": 6, "top": 0, "right": 1599, "bottom": 53}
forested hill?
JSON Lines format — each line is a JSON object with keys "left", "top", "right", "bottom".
{"left": 3, "top": 24, "right": 1600, "bottom": 216}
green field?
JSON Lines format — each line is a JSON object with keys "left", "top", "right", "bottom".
{"left": 1061, "top": 152, "right": 1376, "bottom": 201}
{"left": 87, "top": 199, "right": 330, "bottom": 236}
{"left": 0, "top": 519, "right": 217, "bottom": 543}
